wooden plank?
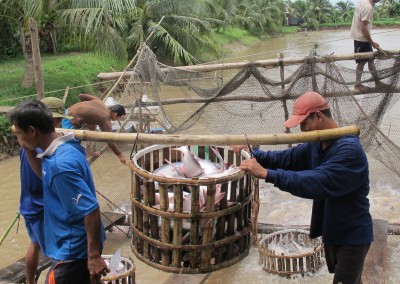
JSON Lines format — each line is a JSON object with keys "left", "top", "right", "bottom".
{"left": 101, "top": 211, "right": 127, "bottom": 231}
{"left": 0, "top": 106, "right": 14, "bottom": 114}
{"left": 0, "top": 253, "right": 50, "bottom": 283}
{"left": 362, "top": 219, "right": 388, "bottom": 284}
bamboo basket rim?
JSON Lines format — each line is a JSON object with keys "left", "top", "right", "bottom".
{"left": 129, "top": 144, "right": 250, "bottom": 185}
{"left": 258, "top": 229, "right": 324, "bottom": 259}
{"left": 101, "top": 254, "right": 136, "bottom": 281}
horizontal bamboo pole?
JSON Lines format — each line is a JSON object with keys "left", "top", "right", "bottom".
{"left": 34, "top": 125, "right": 361, "bottom": 146}
{"left": 97, "top": 50, "right": 399, "bottom": 80}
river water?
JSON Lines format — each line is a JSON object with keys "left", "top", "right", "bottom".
{"left": 1, "top": 28, "right": 400, "bottom": 282}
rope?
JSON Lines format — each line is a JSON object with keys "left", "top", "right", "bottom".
{"left": 0, "top": 80, "right": 115, "bottom": 104}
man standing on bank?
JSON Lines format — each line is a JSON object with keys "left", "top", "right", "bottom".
{"left": 231, "top": 92, "right": 373, "bottom": 284}
{"left": 10, "top": 100, "right": 109, "bottom": 284}
{"left": 350, "top": 0, "right": 386, "bottom": 93}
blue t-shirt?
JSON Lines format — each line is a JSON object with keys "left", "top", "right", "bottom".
{"left": 40, "top": 136, "right": 105, "bottom": 260}
{"left": 19, "top": 148, "right": 44, "bottom": 221}
{"left": 255, "top": 135, "right": 373, "bottom": 246}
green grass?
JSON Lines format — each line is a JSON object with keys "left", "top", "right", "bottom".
{"left": 213, "top": 27, "right": 259, "bottom": 47}
{"left": 0, "top": 53, "right": 125, "bottom": 107}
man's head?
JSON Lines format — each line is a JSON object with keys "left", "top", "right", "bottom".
{"left": 284, "top": 92, "right": 330, "bottom": 130}
{"left": 109, "top": 104, "right": 126, "bottom": 121}
{"left": 10, "top": 100, "right": 55, "bottom": 150}
{"left": 40, "top": 97, "right": 73, "bottom": 128}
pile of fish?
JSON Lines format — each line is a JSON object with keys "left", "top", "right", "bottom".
{"left": 152, "top": 146, "right": 240, "bottom": 213}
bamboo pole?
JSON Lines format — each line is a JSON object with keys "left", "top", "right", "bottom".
{"left": 97, "top": 49, "right": 399, "bottom": 79}
{"left": 29, "top": 18, "right": 44, "bottom": 100}
{"left": 0, "top": 212, "right": 20, "bottom": 246}
{"left": 44, "top": 125, "right": 360, "bottom": 146}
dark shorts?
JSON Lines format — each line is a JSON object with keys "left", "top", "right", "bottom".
{"left": 25, "top": 218, "right": 46, "bottom": 253}
{"left": 45, "top": 259, "right": 90, "bottom": 284}
{"left": 354, "top": 40, "right": 373, "bottom": 63}
{"left": 324, "top": 243, "right": 371, "bottom": 284}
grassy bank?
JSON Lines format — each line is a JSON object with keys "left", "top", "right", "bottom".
{"left": 0, "top": 53, "right": 124, "bottom": 107}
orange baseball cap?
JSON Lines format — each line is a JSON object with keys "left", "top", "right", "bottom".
{"left": 284, "top": 92, "right": 329, "bottom": 128}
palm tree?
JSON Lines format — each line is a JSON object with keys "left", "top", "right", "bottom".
{"left": 335, "top": 1, "right": 354, "bottom": 22}
{"left": 309, "top": 0, "right": 333, "bottom": 23}
{"left": 59, "top": 0, "right": 136, "bottom": 62}
{"left": 126, "top": 0, "right": 215, "bottom": 65}
{"left": 290, "top": 0, "right": 319, "bottom": 29}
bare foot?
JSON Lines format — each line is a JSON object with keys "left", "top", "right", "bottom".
{"left": 354, "top": 84, "right": 370, "bottom": 93}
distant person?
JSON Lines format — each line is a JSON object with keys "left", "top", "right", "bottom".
{"left": 17, "top": 97, "right": 72, "bottom": 284}
{"left": 350, "top": 0, "right": 387, "bottom": 92}
{"left": 10, "top": 99, "right": 109, "bottom": 284}
{"left": 231, "top": 92, "right": 373, "bottom": 283}
{"left": 62, "top": 93, "right": 127, "bottom": 163}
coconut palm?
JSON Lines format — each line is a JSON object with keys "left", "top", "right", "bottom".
{"left": 59, "top": 0, "right": 135, "bottom": 62}
{"left": 126, "top": 0, "right": 215, "bottom": 65}
{"left": 309, "top": 0, "right": 333, "bottom": 23}
{"left": 335, "top": 1, "right": 354, "bottom": 22}
{"left": 290, "top": 0, "right": 319, "bottom": 29}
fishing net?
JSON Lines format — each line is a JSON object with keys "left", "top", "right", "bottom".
{"left": 116, "top": 44, "right": 400, "bottom": 188}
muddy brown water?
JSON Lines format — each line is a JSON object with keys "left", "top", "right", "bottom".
{"left": 1, "top": 28, "right": 400, "bottom": 282}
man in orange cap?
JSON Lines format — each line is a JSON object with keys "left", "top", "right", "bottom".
{"left": 232, "top": 91, "right": 373, "bottom": 283}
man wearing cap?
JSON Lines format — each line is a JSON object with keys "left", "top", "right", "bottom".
{"left": 61, "top": 93, "right": 127, "bottom": 164}
{"left": 17, "top": 97, "right": 72, "bottom": 284}
{"left": 10, "top": 99, "right": 109, "bottom": 284}
{"left": 231, "top": 92, "right": 373, "bottom": 283}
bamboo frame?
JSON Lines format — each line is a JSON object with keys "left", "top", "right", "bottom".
{"left": 97, "top": 49, "right": 400, "bottom": 80}
{"left": 48, "top": 125, "right": 360, "bottom": 146}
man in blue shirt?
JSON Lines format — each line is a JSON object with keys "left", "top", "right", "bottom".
{"left": 11, "top": 99, "right": 109, "bottom": 284}
{"left": 18, "top": 97, "right": 72, "bottom": 284}
{"left": 232, "top": 92, "right": 373, "bottom": 284}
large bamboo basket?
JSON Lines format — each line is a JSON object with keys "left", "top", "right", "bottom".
{"left": 258, "top": 229, "right": 324, "bottom": 278}
{"left": 129, "top": 145, "right": 253, "bottom": 273}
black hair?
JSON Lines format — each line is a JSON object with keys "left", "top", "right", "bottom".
{"left": 109, "top": 104, "right": 126, "bottom": 116}
{"left": 9, "top": 100, "right": 55, "bottom": 134}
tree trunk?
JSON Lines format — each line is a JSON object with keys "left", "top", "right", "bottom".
{"left": 21, "top": 37, "right": 35, "bottom": 88}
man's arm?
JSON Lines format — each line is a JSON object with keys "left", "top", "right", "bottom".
{"left": 84, "top": 207, "right": 110, "bottom": 282}
{"left": 78, "top": 94, "right": 101, "bottom": 102}
{"left": 98, "top": 120, "right": 127, "bottom": 163}
{"left": 361, "top": 21, "right": 379, "bottom": 49}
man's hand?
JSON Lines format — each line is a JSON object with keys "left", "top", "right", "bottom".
{"left": 88, "top": 254, "right": 110, "bottom": 284}
{"left": 239, "top": 158, "right": 268, "bottom": 179}
{"left": 118, "top": 153, "right": 127, "bottom": 164}
{"left": 230, "top": 145, "right": 247, "bottom": 155}
{"left": 371, "top": 41, "right": 379, "bottom": 50}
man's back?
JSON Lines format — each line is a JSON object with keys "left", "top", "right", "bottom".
{"left": 67, "top": 95, "right": 111, "bottom": 131}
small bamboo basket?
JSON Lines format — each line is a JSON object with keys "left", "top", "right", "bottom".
{"left": 101, "top": 255, "right": 136, "bottom": 284}
{"left": 258, "top": 229, "right": 324, "bottom": 278}
{"left": 128, "top": 145, "right": 254, "bottom": 273}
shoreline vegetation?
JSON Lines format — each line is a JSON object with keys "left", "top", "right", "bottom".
{"left": 1, "top": 22, "right": 399, "bottom": 159}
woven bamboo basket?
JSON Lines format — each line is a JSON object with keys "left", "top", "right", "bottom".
{"left": 101, "top": 255, "right": 136, "bottom": 284}
{"left": 129, "top": 145, "right": 253, "bottom": 273}
{"left": 258, "top": 229, "right": 324, "bottom": 277}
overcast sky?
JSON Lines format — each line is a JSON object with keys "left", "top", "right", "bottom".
{"left": 329, "top": 0, "right": 356, "bottom": 5}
